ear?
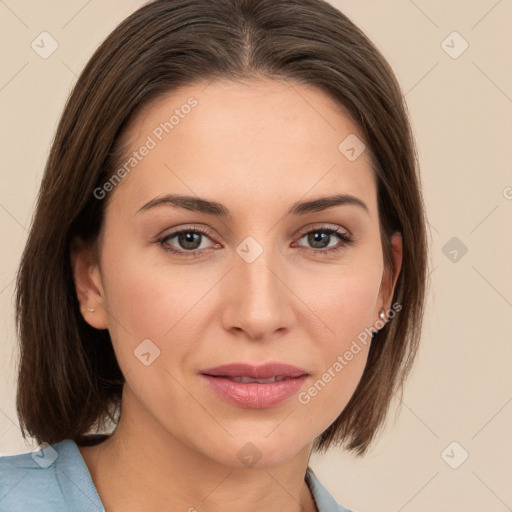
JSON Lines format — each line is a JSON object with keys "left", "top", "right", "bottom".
{"left": 71, "top": 239, "right": 109, "bottom": 330}
{"left": 377, "top": 232, "right": 403, "bottom": 318}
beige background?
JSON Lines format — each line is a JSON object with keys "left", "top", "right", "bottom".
{"left": 1, "top": 1, "right": 511, "bottom": 511}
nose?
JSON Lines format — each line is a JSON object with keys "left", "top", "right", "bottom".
{"left": 221, "top": 241, "right": 294, "bottom": 341}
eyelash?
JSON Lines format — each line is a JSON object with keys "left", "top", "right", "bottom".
{"left": 157, "top": 225, "right": 354, "bottom": 258}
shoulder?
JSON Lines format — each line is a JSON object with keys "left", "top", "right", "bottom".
{"left": 306, "top": 466, "right": 355, "bottom": 512}
{"left": 0, "top": 439, "right": 104, "bottom": 512}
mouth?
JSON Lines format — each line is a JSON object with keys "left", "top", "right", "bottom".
{"left": 199, "top": 362, "right": 309, "bottom": 409}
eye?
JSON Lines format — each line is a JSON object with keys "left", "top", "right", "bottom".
{"left": 293, "top": 225, "right": 354, "bottom": 256}
{"left": 157, "top": 224, "right": 354, "bottom": 258}
{"left": 158, "top": 226, "right": 218, "bottom": 257}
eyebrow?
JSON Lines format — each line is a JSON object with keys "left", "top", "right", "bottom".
{"left": 137, "top": 193, "right": 370, "bottom": 217}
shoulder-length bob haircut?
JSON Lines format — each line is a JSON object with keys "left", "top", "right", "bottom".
{"left": 15, "top": 0, "right": 430, "bottom": 455}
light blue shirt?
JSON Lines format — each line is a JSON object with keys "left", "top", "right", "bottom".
{"left": 0, "top": 439, "right": 352, "bottom": 511}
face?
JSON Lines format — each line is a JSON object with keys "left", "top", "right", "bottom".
{"left": 74, "top": 78, "right": 402, "bottom": 468}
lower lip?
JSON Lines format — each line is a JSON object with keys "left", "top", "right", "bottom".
{"left": 200, "top": 374, "right": 308, "bottom": 409}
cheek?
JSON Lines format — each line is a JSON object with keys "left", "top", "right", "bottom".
{"left": 98, "top": 236, "right": 172, "bottom": 366}
{"left": 100, "top": 235, "right": 196, "bottom": 334}
{"left": 98, "top": 246, "right": 201, "bottom": 416}
{"left": 98, "top": 234, "right": 219, "bottom": 383}
{"left": 291, "top": 266, "right": 379, "bottom": 422}
{"left": 294, "top": 259, "right": 380, "bottom": 344}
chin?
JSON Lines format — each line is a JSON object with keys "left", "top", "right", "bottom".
{"left": 202, "top": 433, "right": 311, "bottom": 469}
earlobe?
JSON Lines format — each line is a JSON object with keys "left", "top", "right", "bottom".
{"left": 71, "top": 241, "right": 109, "bottom": 330}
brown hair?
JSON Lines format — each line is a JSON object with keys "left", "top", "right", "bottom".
{"left": 15, "top": 0, "right": 429, "bottom": 455}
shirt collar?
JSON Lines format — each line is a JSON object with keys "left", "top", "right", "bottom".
{"left": 305, "top": 466, "right": 352, "bottom": 512}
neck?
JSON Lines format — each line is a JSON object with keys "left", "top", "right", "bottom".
{"left": 79, "top": 386, "right": 318, "bottom": 512}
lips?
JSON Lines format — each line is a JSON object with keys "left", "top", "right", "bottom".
{"left": 199, "top": 362, "right": 309, "bottom": 409}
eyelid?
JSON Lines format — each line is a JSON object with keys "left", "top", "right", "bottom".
{"left": 294, "top": 222, "right": 352, "bottom": 240}
{"left": 156, "top": 224, "right": 217, "bottom": 242}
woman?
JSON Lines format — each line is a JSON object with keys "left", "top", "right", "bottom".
{"left": 0, "top": 0, "right": 429, "bottom": 511}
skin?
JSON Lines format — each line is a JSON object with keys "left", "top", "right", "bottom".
{"left": 73, "top": 77, "right": 402, "bottom": 512}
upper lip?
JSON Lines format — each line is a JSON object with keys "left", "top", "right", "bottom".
{"left": 200, "top": 362, "right": 309, "bottom": 379}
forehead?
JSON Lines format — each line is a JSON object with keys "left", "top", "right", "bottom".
{"left": 108, "top": 78, "right": 377, "bottom": 218}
